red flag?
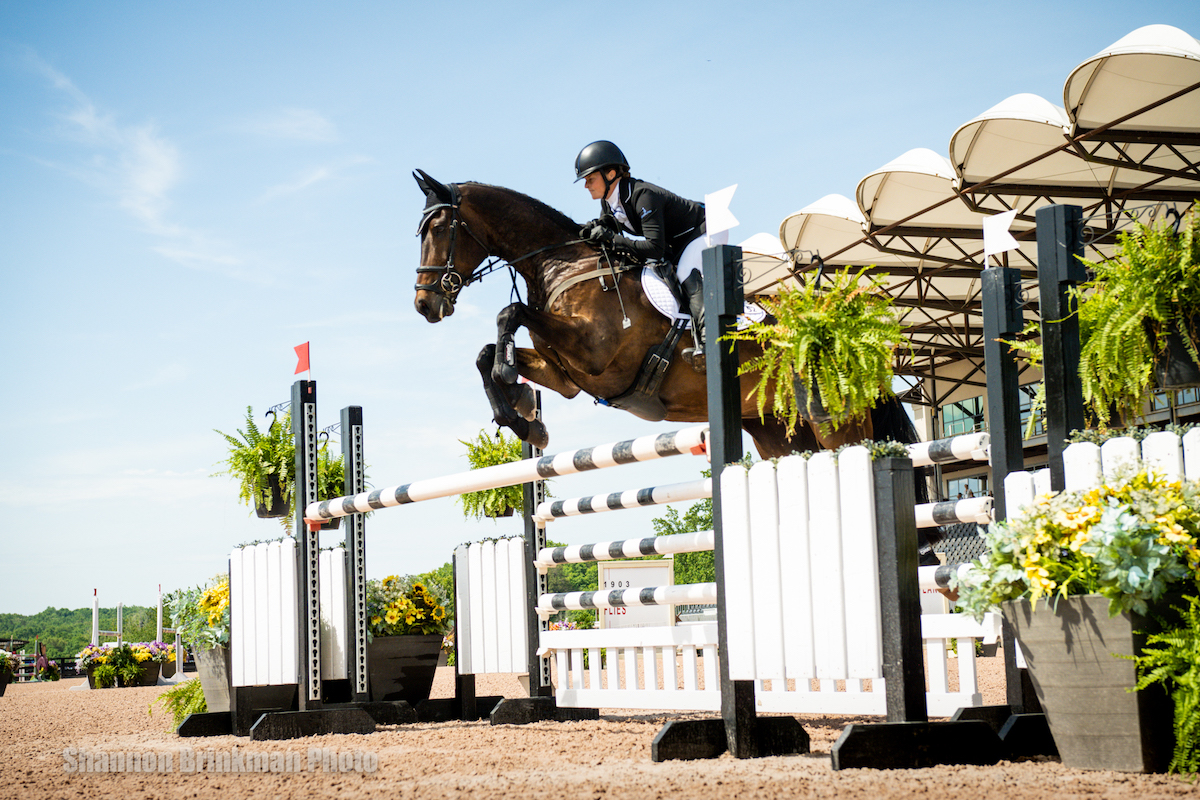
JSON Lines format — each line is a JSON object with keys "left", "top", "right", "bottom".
{"left": 294, "top": 342, "right": 310, "bottom": 374}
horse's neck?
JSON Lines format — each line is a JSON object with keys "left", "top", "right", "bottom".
{"left": 468, "top": 186, "right": 593, "bottom": 304}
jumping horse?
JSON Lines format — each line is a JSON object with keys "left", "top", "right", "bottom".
{"left": 410, "top": 169, "right": 927, "bottom": 463}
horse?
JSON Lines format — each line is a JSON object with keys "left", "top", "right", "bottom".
{"left": 409, "top": 169, "right": 929, "bottom": 458}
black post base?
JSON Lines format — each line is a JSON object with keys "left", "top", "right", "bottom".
{"left": 177, "top": 712, "right": 234, "bottom": 738}
{"left": 488, "top": 697, "right": 600, "bottom": 725}
{"left": 248, "top": 708, "right": 376, "bottom": 741}
{"left": 998, "top": 713, "right": 1058, "bottom": 760}
{"left": 831, "top": 720, "right": 1002, "bottom": 770}
{"left": 417, "top": 695, "right": 505, "bottom": 722}
{"left": 650, "top": 717, "right": 810, "bottom": 762}
{"left": 355, "top": 701, "right": 418, "bottom": 725}
{"left": 951, "top": 704, "right": 1015, "bottom": 734}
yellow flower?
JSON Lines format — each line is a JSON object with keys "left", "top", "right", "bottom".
{"left": 385, "top": 609, "right": 401, "bottom": 625}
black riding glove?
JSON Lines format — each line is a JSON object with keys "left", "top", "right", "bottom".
{"left": 582, "top": 222, "right": 616, "bottom": 246}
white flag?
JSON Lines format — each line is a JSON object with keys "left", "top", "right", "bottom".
{"left": 983, "top": 210, "right": 1019, "bottom": 259}
{"left": 705, "top": 184, "right": 739, "bottom": 236}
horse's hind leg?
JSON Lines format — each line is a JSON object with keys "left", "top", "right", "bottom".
{"left": 476, "top": 344, "right": 548, "bottom": 448}
{"left": 741, "top": 415, "right": 820, "bottom": 459}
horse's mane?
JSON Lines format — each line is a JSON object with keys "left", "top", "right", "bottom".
{"left": 462, "top": 182, "right": 581, "bottom": 239}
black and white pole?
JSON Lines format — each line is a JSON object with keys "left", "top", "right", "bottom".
{"left": 341, "top": 405, "right": 369, "bottom": 702}
{"left": 706, "top": 244, "right": 756, "bottom": 757}
{"left": 982, "top": 266, "right": 1024, "bottom": 522}
{"left": 520, "top": 391, "right": 552, "bottom": 698}
{"left": 1036, "top": 204, "right": 1086, "bottom": 492}
{"left": 292, "top": 379, "right": 323, "bottom": 709}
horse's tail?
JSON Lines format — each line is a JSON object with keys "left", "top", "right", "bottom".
{"left": 871, "top": 396, "right": 942, "bottom": 565}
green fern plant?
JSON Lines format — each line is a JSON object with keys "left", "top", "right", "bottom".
{"left": 149, "top": 677, "right": 207, "bottom": 731}
{"left": 458, "top": 429, "right": 525, "bottom": 519}
{"left": 724, "top": 265, "right": 907, "bottom": 435}
{"left": 1128, "top": 591, "right": 1200, "bottom": 775}
{"left": 214, "top": 407, "right": 358, "bottom": 533}
{"left": 1075, "top": 202, "right": 1200, "bottom": 427}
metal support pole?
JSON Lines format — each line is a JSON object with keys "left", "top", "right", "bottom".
{"left": 292, "top": 379, "right": 322, "bottom": 709}
{"left": 341, "top": 405, "right": 369, "bottom": 702}
{"left": 702, "top": 244, "right": 757, "bottom": 758}
{"left": 1036, "top": 205, "right": 1086, "bottom": 491}
{"left": 521, "top": 391, "right": 552, "bottom": 697}
{"left": 981, "top": 266, "right": 1025, "bottom": 521}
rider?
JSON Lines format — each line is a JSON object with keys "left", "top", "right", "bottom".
{"left": 574, "top": 140, "right": 711, "bottom": 373}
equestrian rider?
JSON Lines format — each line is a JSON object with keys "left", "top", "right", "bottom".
{"left": 575, "top": 140, "right": 711, "bottom": 373}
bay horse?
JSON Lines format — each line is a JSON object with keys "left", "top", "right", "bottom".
{"left": 410, "top": 170, "right": 922, "bottom": 468}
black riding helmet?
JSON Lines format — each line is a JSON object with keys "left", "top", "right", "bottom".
{"left": 574, "top": 140, "right": 629, "bottom": 182}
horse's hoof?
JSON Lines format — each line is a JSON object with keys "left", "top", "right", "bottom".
{"left": 512, "top": 383, "right": 537, "bottom": 421}
{"left": 525, "top": 420, "right": 549, "bottom": 450}
{"left": 682, "top": 348, "right": 707, "bottom": 374}
{"left": 493, "top": 363, "right": 518, "bottom": 385}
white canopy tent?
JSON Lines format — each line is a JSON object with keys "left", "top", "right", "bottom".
{"left": 757, "top": 24, "right": 1200, "bottom": 409}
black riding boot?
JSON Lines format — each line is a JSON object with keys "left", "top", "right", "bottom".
{"left": 680, "top": 271, "right": 706, "bottom": 373}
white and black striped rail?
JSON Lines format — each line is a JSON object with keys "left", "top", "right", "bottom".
{"left": 305, "top": 425, "right": 708, "bottom": 522}
{"left": 532, "top": 478, "right": 711, "bottom": 523}
{"left": 907, "top": 433, "right": 990, "bottom": 468}
{"left": 536, "top": 582, "right": 717, "bottom": 617}
{"left": 918, "top": 562, "right": 973, "bottom": 592}
{"left": 534, "top": 530, "right": 715, "bottom": 571}
{"left": 915, "top": 496, "right": 992, "bottom": 527}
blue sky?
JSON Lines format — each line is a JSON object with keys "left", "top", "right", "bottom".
{"left": 2, "top": 2, "right": 1196, "bottom": 618}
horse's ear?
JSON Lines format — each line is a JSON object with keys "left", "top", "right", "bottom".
{"left": 413, "top": 169, "right": 453, "bottom": 204}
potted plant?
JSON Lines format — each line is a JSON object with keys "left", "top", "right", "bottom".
{"left": 723, "top": 265, "right": 907, "bottom": 435}
{"left": 955, "top": 468, "right": 1200, "bottom": 772}
{"left": 458, "top": 429, "right": 525, "bottom": 519}
{"left": 1075, "top": 202, "right": 1200, "bottom": 427}
{"left": 167, "top": 575, "right": 231, "bottom": 712}
{"left": 0, "top": 648, "right": 16, "bottom": 696}
{"left": 364, "top": 576, "right": 451, "bottom": 706}
{"left": 76, "top": 644, "right": 110, "bottom": 689}
{"left": 214, "top": 407, "right": 294, "bottom": 521}
{"left": 38, "top": 660, "right": 60, "bottom": 681}
{"left": 215, "top": 407, "right": 359, "bottom": 532}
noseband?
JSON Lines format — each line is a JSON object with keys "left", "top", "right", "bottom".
{"left": 415, "top": 183, "right": 497, "bottom": 305}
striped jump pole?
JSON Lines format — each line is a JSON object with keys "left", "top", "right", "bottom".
{"left": 918, "top": 562, "right": 973, "bottom": 592}
{"left": 532, "top": 477, "right": 712, "bottom": 523}
{"left": 536, "top": 583, "right": 718, "bottom": 619}
{"left": 914, "top": 496, "right": 992, "bottom": 528}
{"left": 907, "top": 433, "right": 990, "bottom": 468}
{"left": 534, "top": 530, "right": 715, "bottom": 571}
{"left": 305, "top": 425, "right": 708, "bottom": 523}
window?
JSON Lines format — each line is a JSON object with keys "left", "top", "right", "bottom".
{"left": 946, "top": 475, "right": 988, "bottom": 501}
{"left": 942, "top": 396, "right": 984, "bottom": 438}
{"left": 1019, "top": 382, "right": 1045, "bottom": 437}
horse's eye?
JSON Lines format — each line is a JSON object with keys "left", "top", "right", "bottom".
{"left": 431, "top": 224, "right": 446, "bottom": 236}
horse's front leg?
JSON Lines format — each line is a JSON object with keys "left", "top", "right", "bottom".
{"left": 493, "top": 302, "right": 524, "bottom": 385}
{"left": 476, "top": 344, "right": 549, "bottom": 449}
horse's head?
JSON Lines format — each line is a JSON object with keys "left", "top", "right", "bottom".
{"left": 412, "top": 169, "right": 492, "bottom": 323}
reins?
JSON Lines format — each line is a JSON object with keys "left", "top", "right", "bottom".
{"left": 415, "top": 183, "right": 598, "bottom": 309}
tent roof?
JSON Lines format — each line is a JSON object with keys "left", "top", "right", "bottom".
{"left": 758, "top": 24, "right": 1200, "bottom": 406}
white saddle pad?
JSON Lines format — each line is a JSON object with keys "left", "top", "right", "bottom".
{"left": 640, "top": 268, "right": 767, "bottom": 329}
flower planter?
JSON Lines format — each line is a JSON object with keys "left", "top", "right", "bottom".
{"left": 255, "top": 474, "right": 287, "bottom": 519}
{"left": 86, "top": 666, "right": 96, "bottom": 690}
{"left": 367, "top": 634, "right": 443, "bottom": 706}
{"left": 196, "top": 647, "right": 231, "bottom": 713}
{"left": 792, "top": 373, "right": 832, "bottom": 424}
{"left": 139, "top": 662, "right": 161, "bottom": 686}
{"left": 0, "top": 671, "right": 10, "bottom": 697}
{"left": 1153, "top": 328, "right": 1200, "bottom": 389}
{"left": 1003, "top": 595, "right": 1175, "bottom": 772}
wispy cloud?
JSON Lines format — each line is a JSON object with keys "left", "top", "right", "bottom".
{"left": 36, "top": 60, "right": 182, "bottom": 234}
{"left": 245, "top": 107, "right": 338, "bottom": 142}
{"left": 256, "top": 155, "right": 373, "bottom": 204}
{"left": 121, "top": 363, "right": 189, "bottom": 392}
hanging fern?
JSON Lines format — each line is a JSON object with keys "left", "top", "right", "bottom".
{"left": 724, "top": 266, "right": 907, "bottom": 436}
{"left": 1075, "top": 202, "right": 1200, "bottom": 427}
{"left": 458, "top": 429, "right": 525, "bottom": 520}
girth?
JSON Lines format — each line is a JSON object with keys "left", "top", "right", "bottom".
{"left": 595, "top": 318, "right": 689, "bottom": 421}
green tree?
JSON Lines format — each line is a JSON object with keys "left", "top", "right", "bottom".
{"left": 651, "top": 470, "right": 716, "bottom": 586}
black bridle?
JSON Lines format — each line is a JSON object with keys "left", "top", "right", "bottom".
{"left": 415, "top": 182, "right": 588, "bottom": 309}
{"left": 414, "top": 183, "right": 499, "bottom": 304}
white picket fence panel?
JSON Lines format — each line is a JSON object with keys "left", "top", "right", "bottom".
{"left": 1005, "top": 430, "right": 1200, "bottom": 521}
{"left": 455, "top": 538, "right": 529, "bottom": 675}
{"left": 229, "top": 540, "right": 350, "bottom": 687}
